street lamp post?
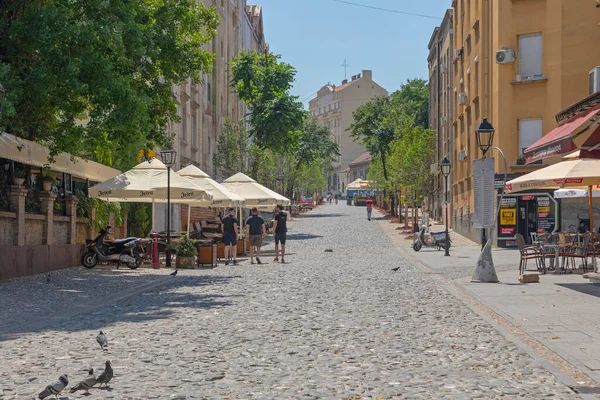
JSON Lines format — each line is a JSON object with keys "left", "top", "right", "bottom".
{"left": 472, "top": 117, "right": 508, "bottom": 283}
{"left": 440, "top": 156, "right": 452, "bottom": 256}
{"left": 160, "top": 148, "right": 177, "bottom": 268}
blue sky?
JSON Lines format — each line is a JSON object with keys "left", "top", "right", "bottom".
{"left": 256, "top": 0, "right": 452, "bottom": 107}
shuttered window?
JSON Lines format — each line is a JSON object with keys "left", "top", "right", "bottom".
{"left": 518, "top": 33, "right": 543, "bottom": 78}
{"left": 519, "top": 118, "right": 543, "bottom": 155}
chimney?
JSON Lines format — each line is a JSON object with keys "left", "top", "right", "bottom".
{"left": 351, "top": 75, "right": 357, "bottom": 81}
{"left": 362, "top": 70, "right": 372, "bottom": 80}
{"left": 356, "top": 73, "right": 361, "bottom": 79}
{"left": 342, "top": 79, "right": 348, "bottom": 85}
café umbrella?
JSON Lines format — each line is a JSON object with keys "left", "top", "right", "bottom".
{"left": 505, "top": 158, "right": 600, "bottom": 233}
{"left": 177, "top": 165, "right": 245, "bottom": 233}
{"left": 221, "top": 172, "right": 290, "bottom": 207}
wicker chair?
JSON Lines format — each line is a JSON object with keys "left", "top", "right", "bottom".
{"left": 516, "top": 233, "right": 544, "bottom": 274}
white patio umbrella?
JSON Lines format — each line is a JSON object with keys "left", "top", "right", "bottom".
{"left": 554, "top": 189, "right": 600, "bottom": 199}
{"left": 89, "top": 158, "right": 212, "bottom": 230}
{"left": 178, "top": 165, "right": 245, "bottom": 233}
{"left": 89, "top": 158, "right": 211, "bottom": 203}
{"left": 221, "top": 172, "right": 290, "bottom": 207}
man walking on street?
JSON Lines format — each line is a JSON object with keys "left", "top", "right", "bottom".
{"left": 273, "top": 204, "right": 288, "bottom": 263}
{"left": 366, "top": 198, "right": 373, "bottom": 221}
{"left": 221, "top": 208, "right": 239, "bottom": 265}
{"left": 245, "top": 207, "right": 266, "bottom": 264}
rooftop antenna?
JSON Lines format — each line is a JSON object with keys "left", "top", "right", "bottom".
{"left": 341, "top": 59, "right": 350, "bottom": 80}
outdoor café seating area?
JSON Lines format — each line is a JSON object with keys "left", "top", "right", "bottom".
{"left": 517, "top": 231, "right": 600, "bottom": 275}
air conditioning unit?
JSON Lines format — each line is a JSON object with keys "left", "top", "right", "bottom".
{"left": 496, "top": 49, "right": 515, "bottom": 64}
{"left": 589, "top": 67, "right": 600, "bottom": 95}
{"left": 458, "top": 149, "right": 468, "bottom": 162}
{"left": 458, "top": 92, "right": 468, "bottom": 105}
{"left": 453, "top": 48, "right": 463, "bottom": 61}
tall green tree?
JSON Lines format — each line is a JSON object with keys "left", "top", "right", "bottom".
{"left": 229, "top": 50, "right": 305, "bottom": 156}
{"left": 349, "top": 95, "right": 398, "bottom": 181}
{"left": 390, "top": 78, "right": 429, "bottom": 129}
{"left": 213, "top": 118, "right": 249, "bottom": 177}
{"left": 0, "top": 0, "right": 219, "bottom": 169}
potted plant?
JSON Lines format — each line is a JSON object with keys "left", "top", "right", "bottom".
{"left": 175, "top": 235, "right": 197, "bottom": 269}
{"left": 42, "top": 169, "right": 56, "bottom": 191}
{"left": 13, "top": 170, "right": 26, "bottom": 186}
{"left": 516, "top": 155, "right": 526, "bottom": 165}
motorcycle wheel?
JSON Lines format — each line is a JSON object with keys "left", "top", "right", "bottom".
{"left": 126, "top": 253, "right": 143, "bottom": 270}
{"left": 443, "top": 240, "right": 452, "bottom": 250}
{"left": 81, "top": 252, "right": 98, "bottom": 269}
{"left": 413, "top": 241, "right": 422, "bottom": 252}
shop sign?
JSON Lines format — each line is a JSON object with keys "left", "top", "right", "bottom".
{"left": 521, "top": 195, "right": 535, "bottom": 201}
{"left": 500, "top": 227, "right": 515, "bottom": 235}
{"left": 500, "top": 209, "right": 516, "bottom": 225}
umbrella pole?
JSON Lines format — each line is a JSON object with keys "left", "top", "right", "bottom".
{"left": 187, "top": 204, "right": 192, "bottom": 234}
{"left": 152, "top": 198, "right": 155, "bottom": 232}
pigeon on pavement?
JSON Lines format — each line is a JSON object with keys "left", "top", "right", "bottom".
{"left": 391, "top": 267, "right": 400, "bottom": 272}
{"left": 170, "top": 269, "right": 178, "bottom": 276}
{"left": 70, "top": 369, "right": 96, "bottom": 394}
{"left": 96, "top": 360, "right": 113, "bottom": 387}
{"left": 38, "top": 374, "right": 68, "bottom": 399}
{"left": 96, "top": 331, "right": 108, "bottom": 351}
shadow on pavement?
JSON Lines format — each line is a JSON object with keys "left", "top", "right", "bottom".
{"left": 286, "top": 233, "right": 323, "bottom": 241}
{"left": 556, "top": 282, "right": 600, "bottom": 298}
{"left": 0, "top": 271, "right": 241, "bottom": 340}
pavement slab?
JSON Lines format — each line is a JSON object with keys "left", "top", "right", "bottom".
{"left": 0, "top": 204, "right": 583, "bottom": 399}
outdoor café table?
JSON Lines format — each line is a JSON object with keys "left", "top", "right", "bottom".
{"left": 541, "top": 243, "right": 569, "bottom": 274}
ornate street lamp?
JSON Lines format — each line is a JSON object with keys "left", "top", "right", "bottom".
{"left": 160, "top": 148, "right": 177, "bottom": 268}
{"left": 475, "top": 117, "right": 495, "bottom": 156}
{"left": 440, "top": 156, "right": 452, "bottom": 257}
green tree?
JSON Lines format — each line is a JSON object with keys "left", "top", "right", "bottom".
{"left": 0, "top": 0, "right": 219, "bottom": 169}
{"left": 213, "top": 118, "right": 250, "bottom": 177}
{"left": 349, "top": 96, "right": 398, "bottom": 181}
{"left": 390, "top": 78, "right": 430, "bottom": 129}
{"left": 229, "top": 50, "right": 305, "bottom": 157}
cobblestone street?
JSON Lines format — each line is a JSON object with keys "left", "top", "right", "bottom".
{"left": 0, "top": 204, "right": 581, "bottom": 399}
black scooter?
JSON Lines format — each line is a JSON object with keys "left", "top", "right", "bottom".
{"left": 81, "top": 226, "right": 144, "bottom": 269}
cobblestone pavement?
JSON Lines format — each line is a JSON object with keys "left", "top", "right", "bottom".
{"left": 0, "top": 204, "right": 580, "bottom": 399}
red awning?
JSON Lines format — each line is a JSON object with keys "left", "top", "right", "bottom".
{"left": 524, "top": 105, "right": 600, "bottom": 164}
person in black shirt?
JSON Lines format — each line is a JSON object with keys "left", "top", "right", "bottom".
{"left": 221, "top": 208, "right": 239, "bottom": 265}
{"left": 273, "top": 204, "right": 288, "bottom": 263}
{"left": 245, "top": 207, "right": 266, "bottom": 264}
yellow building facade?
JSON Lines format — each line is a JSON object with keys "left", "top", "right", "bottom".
{"left": 452, "top": 0, "right": 600, "bottom": 243}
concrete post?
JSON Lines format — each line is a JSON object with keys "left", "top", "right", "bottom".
{"left": 38, "top": 192, "right": 57, "bottom": 245}
{"left": 65, "top": 194, "right": 78, "bottom": 244}
{"left": 9, "top": 185, "right": 28, "bottom": 246}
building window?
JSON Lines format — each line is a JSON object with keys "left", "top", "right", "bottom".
{"left": 191, "top": 110, "right": 197, "bottom": 148}
{"left": 181, "top": 103, "right": 188, "bottom": 143}
{"left": 518, "top": 33, "right": 543, "bottom": 78}
{"left": 518, "top": 118, "right": 543, "bottom": 160}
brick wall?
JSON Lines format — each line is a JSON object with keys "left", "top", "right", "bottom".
{"left": 180, "top": 205, "right": 219, "bottom": 231}
{"left": 76, "top": 219, "right": 91, "bottom": 245}
{"left": 0, "top": 212, "right": 16, "bottom": 245}
{"left": 53, "top": 218, "right": 69, "bottom": 245}
{"left": 25, "top": 216, "right": 45, "bottom": 245}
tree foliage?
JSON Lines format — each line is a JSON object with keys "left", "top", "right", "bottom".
{"left": 0, "top": 0, "right": 219, "bottom": 169}
{"left": 390, "top": 78, "right": 429, "bottom": 129}
{"left": 229, "top": 50, "right": 305, "bottom": 154}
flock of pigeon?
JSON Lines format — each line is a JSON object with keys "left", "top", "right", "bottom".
{"left": 38, "top": 331, "right": 113, "bottom": 399}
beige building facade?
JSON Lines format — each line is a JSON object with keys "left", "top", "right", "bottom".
{"left": 428, "top": 9, "right": 454, "bottom": 224}
{"left": 156, "top": 0, "right": 266, "bottom": 232}
{"left": 308, "top": 70, "right": 387, "bottom": 194}
{"left": 451, "top": 0, "right": 600, "bottom": 244}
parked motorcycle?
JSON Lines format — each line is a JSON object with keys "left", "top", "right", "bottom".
{"left": 81, "top": 226, "right": 144, "bottom": 269}
{"left": 413, "top": 225, "right": 451, "bottom": 252}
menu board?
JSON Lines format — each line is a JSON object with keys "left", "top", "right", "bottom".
{"left": 498, "top": 197, "right": 517, "bottom": 237}
{"left": 537, "top": 196, "right": 555, "bottom": 232}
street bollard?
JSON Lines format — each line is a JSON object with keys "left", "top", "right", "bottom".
{"left": 151, "top": 232, "right": 160, "bottom": 269}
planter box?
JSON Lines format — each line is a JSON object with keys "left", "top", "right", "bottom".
{"left": 236, "top": 239, "right": 245, "bottom": 256}
{"left": 176, "top": 256, "right": 196, "bottom": 269}
{"left": 217, "top": 242, "right": 225, "bottom": 259}
{"left": 197, "top": 243, "right": 217, "bottom": 268}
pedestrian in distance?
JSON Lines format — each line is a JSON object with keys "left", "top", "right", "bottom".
{"left": 221, "top": 208, "right": 239, "bottom": 265}
{"left": 366, "top": 198, "right": 373, "bottom": 221}
{"left": 334, "top": 194, "right": 338, "bottom": 204}
{"left": 245, "top": 207, "right": 266, "bottom": 264}
{"left": 273, "top": 204, "right": 288, "bottom": 263}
